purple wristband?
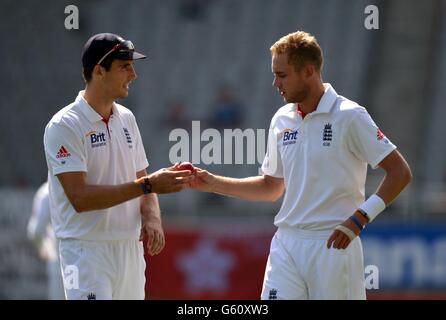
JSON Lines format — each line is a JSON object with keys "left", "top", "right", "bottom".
{"left": 349, "top": 215, "right": 363, "bottom": 231}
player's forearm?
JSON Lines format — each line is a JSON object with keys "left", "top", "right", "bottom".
{"left": 138, "top": 169, "right": 161, "bottom": 221}
{"left": 375, "top": 163, "right": 412, "bottom": 205}
{"left": 71, "top": 181, "right": 143, "bottom": 213}
{"left": 140, "top": 193, "right": 161, "bottom": 222}
{"left": 211, "top": 175, "right": 282, "bottom": 202}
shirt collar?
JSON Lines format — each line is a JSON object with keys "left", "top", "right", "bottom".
{"left": 76, "top": 91, "right": 119, "bottom": 123}
{"left": 312, "top": 83, "right": 338, "bottom": 115}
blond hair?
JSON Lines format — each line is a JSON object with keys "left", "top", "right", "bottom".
{"left": 270, "top": 31, "right": 323, "bottom": 73}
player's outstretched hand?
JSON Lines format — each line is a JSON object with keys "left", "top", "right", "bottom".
{"left": 187, "top": 167, "right": 216, "bottom": 192}
{"left": 140, "top": 216, "right": 165, "bottom": 256}
{"left": 327, "top": 218, "right": 362, "bottom": 250}
{"left": 145, "top": 166, "right": 194, "bottom": 194}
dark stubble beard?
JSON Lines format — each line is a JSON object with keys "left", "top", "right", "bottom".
{"left": 287, "top": 84, "right": 309, "bottom": 104}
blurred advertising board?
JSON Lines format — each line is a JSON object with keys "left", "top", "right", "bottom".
{"left": 144, "top": 219, "right": 446, "bottom": 299}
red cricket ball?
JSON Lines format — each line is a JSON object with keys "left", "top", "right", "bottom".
{"left": 176, "top": 162, "right": 196, "bottom": 172}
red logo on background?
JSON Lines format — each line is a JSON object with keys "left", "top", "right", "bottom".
{"left": 56, "top": 146, "right": 71, "bottom": 158}
{"left": 377, "top": 128, "right": 385, "bottom": 141}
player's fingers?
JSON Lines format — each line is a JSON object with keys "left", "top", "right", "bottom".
{"left": 170, "top": 170, "right": 194, "bottom": 177}
{"left": 149, "top": 241, "right": 158, "bottom": 256}
{"left": 172, "top": 178, "right": 194, "bottom": 187}
{"left": 148, "top": 233, "right": 155, "bottom": 252}
{"left": 341, "top": 237, "right": 351, "bottom": 249}
{"left": 338, "top": 237, "right": 349, "bottom": 250}
{"left": 333, "top": 233, "right": 344, "bottom": 249}
{"left": 152, "top": 230, "right": 161, "bottom": 253}
{"left": 165, "top": 163, "right": 181, "bottom": 170}
{"left": 146, "top": 229, "right": 156, "bottom": 252}
{"left": 151, "top": 231, "right": 161, "bottom": 255}
{"left": 146, "top": 239, "right": 153, "bottom": 255}
{"left": 149, "top": 243, "right": 157, "bottom": 256}
{"left": 327, "top": 231, "right": 338, "bottom": 249}
{"left": 159, "top": 236, "right": 165, "bottom": 253}
{"left": 155, "top": 237, "right": 165, "bottom": 255}
{"left": 195, "top": 169, "right": 208, "bottom": 177}
{"left": 146, "top": 239, "right": 155, "bottom": 255}
{"left": 175, "top": 175, "right": 195, "bottom": 183}
{"left": 154, "top": 234, "right": 165, "bottom": 255}
{"left": 145, "top": 238, "right": 152, "bottom": 255}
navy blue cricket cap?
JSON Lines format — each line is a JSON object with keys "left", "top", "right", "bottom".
{"left": 82, "top": 33, "right": 146, "bottom": 68}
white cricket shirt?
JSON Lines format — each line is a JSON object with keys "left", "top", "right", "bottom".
{"left": 44, "top": 91, "right": 149, "bottom": 240}
{"left": 261, "top": 84, "right": 396, "bottom": 230}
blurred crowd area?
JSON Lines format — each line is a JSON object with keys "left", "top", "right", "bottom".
{"left": 1, "top": 0, "right": 446, "bottom": 299}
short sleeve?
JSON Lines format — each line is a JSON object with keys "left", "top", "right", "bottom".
{"left": 44, "top": 122, "right": 87, "bottom": 175}
{"left": 346, "top": 108, "right": 397, "bottom": 169}
{"left": 261, "top": 121, "right": 283, "bottom": 177}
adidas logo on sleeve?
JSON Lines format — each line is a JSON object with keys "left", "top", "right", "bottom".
{"left": 56, "top": 146, "right": 71, "bottom": 158}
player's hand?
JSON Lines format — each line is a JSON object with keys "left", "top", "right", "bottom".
{"left": 140, "top": 216, "right": 165, "bottom": 256}
{"left": 145, "top": 166, "right": 194, "bottom": 194}
{"left": 327, "top": 217, "right": 362, "bottom": 250}
{"left": 187, "top": 167, "right": 216, "bottom": 192}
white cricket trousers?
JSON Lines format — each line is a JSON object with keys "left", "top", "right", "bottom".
{"left": 261, "top": 227, "right": 366, "bottom": 300}
{"left": 47, "top": 258, "right": 65, "bottom": 299}
{"left": 59, "top": 238, "right": 146, "bottom": 300}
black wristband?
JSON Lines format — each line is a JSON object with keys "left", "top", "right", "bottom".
{"left": 349, "top": 215, "right": 364, "bottom": 231}
{"left": 357, "top": 208, "right": 370, "bottom": 221}
{"left": 141, "top": 177, "right": 152, "bottom": 194}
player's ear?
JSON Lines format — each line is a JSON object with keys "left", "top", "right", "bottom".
{"left": 93, "top": 65, "right": 104, "bottom": 79}
{"left": 303, "top": 64, "right": 315, "bottom": 78}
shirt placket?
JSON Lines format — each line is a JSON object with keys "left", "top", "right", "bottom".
{"left": 108, "top": 116, "right": 115, "bottom": 149}
{"left": 101, "top": 115, "right": 115, "bottom": 152}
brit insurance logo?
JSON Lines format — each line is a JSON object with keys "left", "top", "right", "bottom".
{"left": 86, "top": 131, "right": 107, "bottom": 148}
{"left": 279, "top": 128, "right": 298, "bottom": 146}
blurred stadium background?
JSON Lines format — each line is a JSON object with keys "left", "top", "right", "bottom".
{"left": 1, "top": 0, "right": 446, "bottom": 299}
